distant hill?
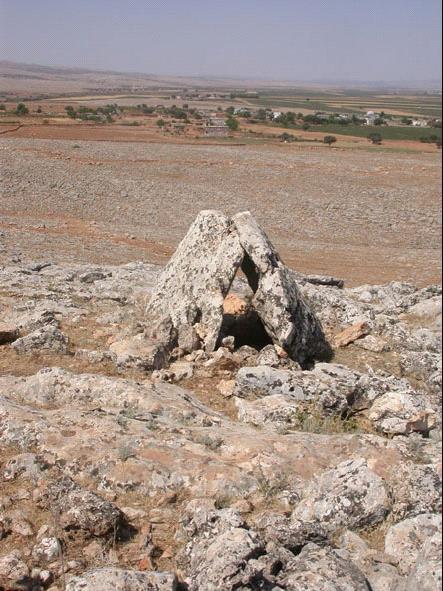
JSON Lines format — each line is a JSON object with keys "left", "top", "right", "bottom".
{"left": 0, "top": 60, "right": 441, "bottom": 98}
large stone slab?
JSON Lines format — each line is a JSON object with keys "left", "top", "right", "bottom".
{"left": 146, "top": 210, "right": 243, "bottom": 352}
{"left": 233, "top": 211, "right": 330, "bottom": 365}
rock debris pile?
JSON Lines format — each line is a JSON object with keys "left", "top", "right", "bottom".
{"left": 0, "top": 211, "right": 441, "bottom": 590}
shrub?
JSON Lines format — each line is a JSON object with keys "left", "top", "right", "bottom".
{"left": 324, "top": 135, "right": 337, "bottom": 146}
{"left": 65, "top": 105, "right": 77, "bottom": 119}
{"left": 368, "top": 132, "right": 382, "bottom": 145}
{"left": 226, "top": 117, "right": 239, "bottom": 131}
{"left": 15, "top": 103, "right": 29, "bottom": 116}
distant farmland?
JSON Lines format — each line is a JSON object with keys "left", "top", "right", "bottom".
{"left": 248, "top": 89, "right": 443, "bottom": 118}
{"left": 302, "top": 124, "right": 442, "bottom": 141}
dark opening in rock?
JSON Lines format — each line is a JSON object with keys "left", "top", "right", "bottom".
{"left": 219, "top": 308, "right": 273, "bottom": 350}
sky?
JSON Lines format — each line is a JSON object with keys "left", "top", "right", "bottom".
{"left": 0, "top": 0, "right": 441, "bottom": 83}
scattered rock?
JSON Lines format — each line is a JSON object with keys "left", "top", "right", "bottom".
{"left": 384, "top": 513, "right": 442, "bottom": 575}
{"left": 0, "top": 550, "right": 29, "bottom": 587}
{"left": 280, "top": 543, "right": 371, "bottom": 590}
{"left": 43, "top": 477, "right": 130, "bottom": 538}
{"left": 355, "top": 334, "right": 388, "bottom": 352}
{"left": 66, "top": 568, "right": 177, "bottom": 591}
{"left": 12, "top": 325, "right": 69, "bottom": 354}
{"left": 291, "top": 459, "right": 390, "bottom": 537}
{"left": 405, "top": 530, "right": 442, "bottom": 591}
{"left": 334, "top": 320, "right": 370, "bottom": 347}
{"left": 110, "top": 334, "right": 168, "bottom": 371}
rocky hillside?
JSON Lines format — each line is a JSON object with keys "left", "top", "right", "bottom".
{"left": 0, "top": 212, "right": 441, "bottom": 591}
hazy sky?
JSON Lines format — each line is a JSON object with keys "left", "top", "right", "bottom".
{"left": 1, "top": 0, "right": 441, "bottom": 82}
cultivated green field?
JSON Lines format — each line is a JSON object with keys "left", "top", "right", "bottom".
{"left": 247, "top": 89, "right": 443, "bottom": 118}
{"left": 300, "top": 124, "right": 442, "bottom": 141}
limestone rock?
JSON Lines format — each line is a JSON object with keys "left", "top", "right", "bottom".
{"left": 234, "top": 365, "right": 349, "bottom": 415}
{"left": 384, "top": 513, "right": 442, "bottom": 575}
{"left": 110, "top": 334, "right": 168, "bottom": 371}
{"left": 280, "top": 543, "right": 371, "bottom": 590}
{"left": 355, "top": 334, "right": 388, "bottom": 353}
{"left": 256, "top": 344, "right": 280, "bottom": 367}
{"left": 12, "top": 325, "right": 69, "bottom": 354}
{"left": 405, "top": 531, "right": 442, "bottom": 591}
{"left": 0, "top": 550, "right": 29, "bottom": 587}
{"left": 66, "top": 568, "right": 177, "bottom": 591}
{"left": 146, "top": 210, "right": 243, "bottom": 353}
{"left": 235, "top": 394, "right": 299, "bottom": 428}
{"left": 44, "top": 477, "right": 129, "bottom": 538}
{"left": 390, "top": 463, "right": 442, "bottom": 520}
{"left": 367, "top": 388, "right": 436, "bottom": 435}
{"left": 334, "top": 320, "right": 370, "bottom": 347}
{"left": 233, "top": 211, "right": 330, "bottom": 365}
{"left": 291, "top": 459, "right": 390, "bottom": 536}
{"left": 181, "top": 506, "right": 268, "bottom": 591}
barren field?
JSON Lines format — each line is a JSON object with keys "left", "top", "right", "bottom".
{"left": 1, "top": 134, "right": 441, "bottom": 286}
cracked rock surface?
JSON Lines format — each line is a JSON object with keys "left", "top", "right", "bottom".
{"left": 0, "top": 231, "right": 441, "bottom": 590}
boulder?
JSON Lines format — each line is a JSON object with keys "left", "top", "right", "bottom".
{"left": 0, "top": 550, "right": 29, "bottom": 587}
{"left": 384, "top": 513, "right": 442, "bottom": 575}
{"left": 66, "top": 568, "right": 177, "bottom": 591}
{"left": 291, "top": 459, "right": 390, "bottom": 535}
{"left": 146, "top": 210, "right": 244, "bottom": 353}
{"left": 234, "top": 364, "right": 349, "bottom": 414}
{"left": 405, "top": 531, "right": 442, "bottom": 591}
{"left": 11, "top": 325, "right": 69, "bottom": 354}
{"left": 110, "top": 334, "right": 168, "bottom": 371}
{"left": 280, "top": 543, "right": 371, "bottom": 590}
{"left": 390, "top": 463, "right": 442, "bottom": 520}
{"left": 43, "top": 477, "right": 129, "bottom": 538}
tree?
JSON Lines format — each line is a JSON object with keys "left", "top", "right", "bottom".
{"left": 225, "top": 106, "right": 235, "bottom": 116}
{"left": 225, "top": 117, "right": 239, "bottom": 132}
{"left": 65, "top": 105, "right": 77, "bottom": 119}
{"left": 324, "top": 135, "right": 337, "bottom": 147}
{"left": 156, "top": 119, "right": 166, "bottom": 127}
{"left": 368, "top": 132, "right": 382, "bottom": 145}
{"left": 401, "top": 117, "right": 413, "bottom": 125}
{"left": 0, "top": 104, "right": 6, "bottom": 111}
{"left": 257, "top": 109, "right": 267, "bottom": 121}
{"left": 15, "top": 103, "right": 29, "bottom": 116}
{"left": 280, "top": 132, "right": 295, "bottom": 143}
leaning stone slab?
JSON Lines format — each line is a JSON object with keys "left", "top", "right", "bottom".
{"left": 146, "top": 210, "right": 243, "bottom": 352}
{"left": 233, "top": 211, "right": 330, "bottom": 365}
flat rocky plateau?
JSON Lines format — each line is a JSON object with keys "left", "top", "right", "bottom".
{"left": 1, "top": 137, "right": 441, "bottom": 285}
{"left": 0, "top": 138, "right": 442, "bottom": 591}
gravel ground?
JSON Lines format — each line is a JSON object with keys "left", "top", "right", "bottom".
{"left": 1, "top": 137, "right": 441, "bottom": 285}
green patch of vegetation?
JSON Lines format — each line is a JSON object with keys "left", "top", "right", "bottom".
{"left": 305, "top": 124, "right": 442, "bottom": 141}
{"left": 226, "top": 117, "right": 239, "bottom": 131}
{"left": 15, "top": 103, "right": 29, "bottom": 116}
{"left": 323, "top": 135, "right": 337, "bottom": 146}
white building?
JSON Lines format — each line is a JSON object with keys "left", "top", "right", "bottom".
{"left": 365, "top": 111, "right": 377, "bottom": 126}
